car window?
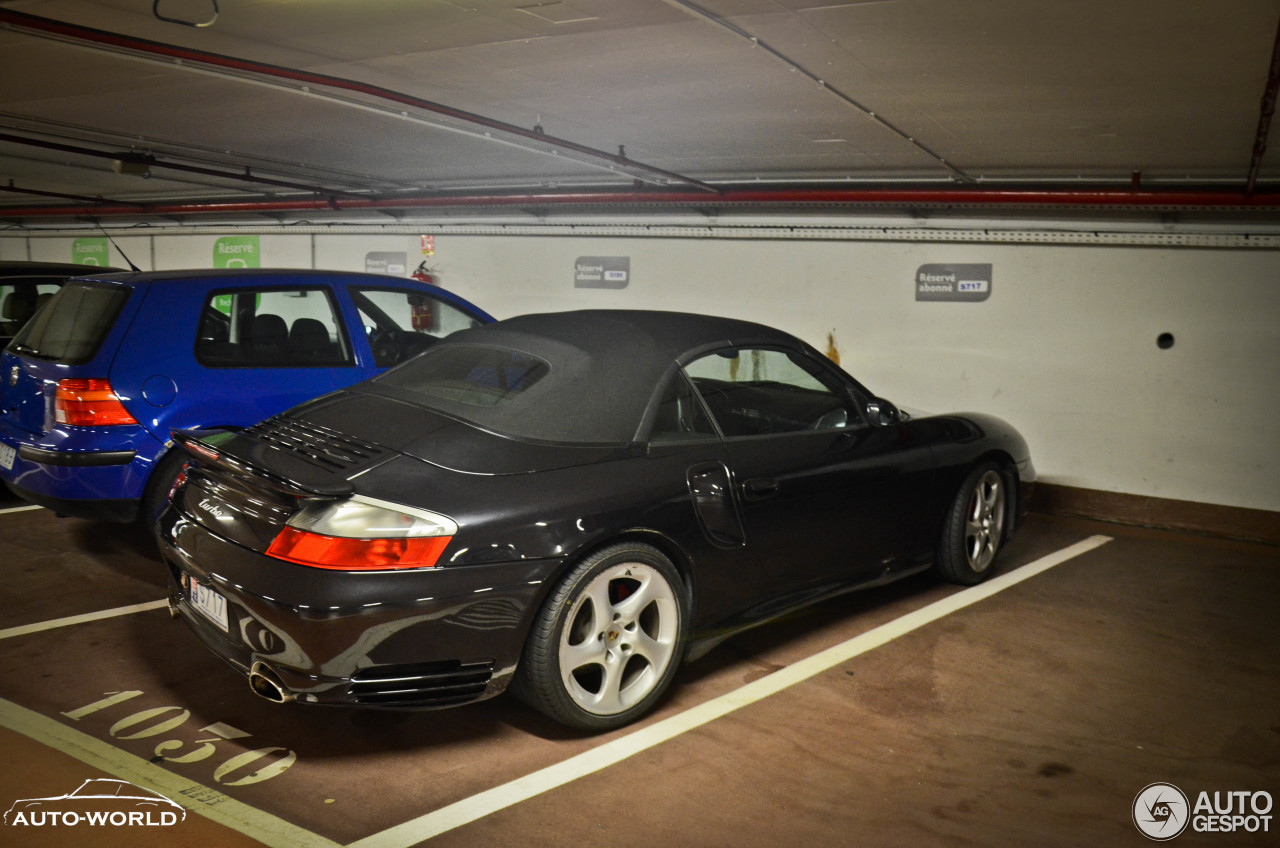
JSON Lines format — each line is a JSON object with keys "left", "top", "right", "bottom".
{"left": 376, "top": 344, "right": 549, "bottom": 407}
{"left": 351, "top": 287, "right": 484, "bottom": 368}
{"left": 8, "top": 282, "right": 130, "bottom": 364}
{"left": 683, "top": 347, "right": 857, "bottom": 437}
{"left": 195, "top": 287, "right": 352, "bottom": 368}
{"left": 1, "top": 280, "right": 63, "bottom": 341}
{"left": 648, "top": 371, "right": 718, "bottom": 442}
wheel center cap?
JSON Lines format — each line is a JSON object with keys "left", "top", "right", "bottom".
{"left": 605, "top": 627, "right": 621, "bottom": 644}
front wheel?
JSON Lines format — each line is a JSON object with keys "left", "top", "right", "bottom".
{"left": 514, "top": 543, "right": 688, "bottom": 731}
{"left": 935, "top": 462, "right": 1008, "bottom": 585}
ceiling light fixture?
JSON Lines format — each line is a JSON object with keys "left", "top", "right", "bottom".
{"left": 111, "top": 154, "right": 153, "bottom": 178}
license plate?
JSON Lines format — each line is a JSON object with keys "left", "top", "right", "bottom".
{"left": 0, "top": 443, "right": 14, "bottom": 471}
{"left": 189, "top": 576, "right": 229, "bottom": 633}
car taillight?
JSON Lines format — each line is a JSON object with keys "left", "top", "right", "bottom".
{"left": 55, "top": 379, "right": 138, "bottom": 426}
{"left": 167, "top": 467, "right": 188, "bottom": 503}
{"left": 265, "top": 496, "right": 457, "bottom": 571}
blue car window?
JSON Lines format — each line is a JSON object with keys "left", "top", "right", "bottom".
{"left": 9, "top": 282, "right": 130, "bottom": 365}
{"left": 195, "top": 287, "right": 352, "bottom": 368}
{"left": 351, "top": 287, "right": 484, "bottom": 368}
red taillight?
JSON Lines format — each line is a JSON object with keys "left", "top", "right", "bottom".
{"left": 183, "top": 441, "right": 220, "bottom": 462}
{"left": 167, "top": 467, "right": 188, "bottom": 503}
{"left": 265, "top": 527, "right": 451, "bottom": 571}
{"left": 55, "top": 379, "right": 137, "bottom": 426}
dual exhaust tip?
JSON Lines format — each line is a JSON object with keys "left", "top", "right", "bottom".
{"left": 248, "top": 662, "right": 294, "bottom": 704}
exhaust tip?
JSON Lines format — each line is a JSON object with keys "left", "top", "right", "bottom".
{"left": 248, "top": 662, "right": 294, "bottom": 704}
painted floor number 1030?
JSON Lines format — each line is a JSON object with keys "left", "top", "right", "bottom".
{"left": 62, "top": 690, "right": 296, "bottom": 786}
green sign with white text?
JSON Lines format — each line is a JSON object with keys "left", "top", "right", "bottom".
{"left": 72, "top": 238, "right": 110, "bottom": 266}
{"left": 213, "top": 236, "right": 260, "bottom": 268}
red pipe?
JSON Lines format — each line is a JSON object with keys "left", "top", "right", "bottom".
{"left": 3, "top": 8, "right": 1279, "bottom": 219}
{"left": 3, "top": 187, "right": 1280, "bottom": 220}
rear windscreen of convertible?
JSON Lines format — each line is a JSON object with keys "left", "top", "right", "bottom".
{"left": 376, "top": 344, "right": 549, "bottom": 408}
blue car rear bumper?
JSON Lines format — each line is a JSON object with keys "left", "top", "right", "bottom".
{"left": 0, "top": 420, "right": 163, "bottom": 521}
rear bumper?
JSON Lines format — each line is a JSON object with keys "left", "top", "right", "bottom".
{"left": 157, "top": 501, "right": 562, "bottom": 709}
{"left": 0, "top": 419, "right": 160, "bottom": 520}
{"left": 18, "top": 445, "right": 136, "bottom": 466}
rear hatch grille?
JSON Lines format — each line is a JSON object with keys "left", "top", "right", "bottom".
{"left": 348, "top": 660, "right": 494, "bottom": 707}
{"left": 245, "top": 416, "right": 389, "bottom": 472}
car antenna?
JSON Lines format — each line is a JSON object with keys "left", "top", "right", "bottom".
{"left": 94, "top": 220, "right": 142, "bottom": 272}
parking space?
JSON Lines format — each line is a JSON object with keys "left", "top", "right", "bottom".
{"left": 2, "top": 490, "right": 1277, "bottom": 847}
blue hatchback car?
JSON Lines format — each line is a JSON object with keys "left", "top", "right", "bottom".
{"left": 0, "top": 268, "right": 493, "bottom": 522}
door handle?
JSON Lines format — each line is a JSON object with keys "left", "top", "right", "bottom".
{"left": 741, "top": 478, "right": 780, "bottom": 501}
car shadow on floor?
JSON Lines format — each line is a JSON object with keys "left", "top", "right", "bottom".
{"left": 110, "top": 519, "right": 1058, "bottom": 757}
{"left": 65, "top": 517, "right": 167, "bottom": 585}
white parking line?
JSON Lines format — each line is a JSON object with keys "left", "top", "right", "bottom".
{"left": 0, "top": 504, "right": 43, "bottom": 515}
{"left": 0, "top": 534, "right": 1112, "bottom": 848}
{"left": 0, "top": 599, "right": 169, "bottom": 641}
{"left": 349, "top": 534, "right": 1113, "bottom": 848}
{"left": 0, "top": 698, "right": 340, "bottom": 848}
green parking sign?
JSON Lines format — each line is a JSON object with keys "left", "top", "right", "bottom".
{"left": 73, "top": 238, "right": 110, "bottom": 266}
{"left": 213, "top": 236, "right": 260, "bottom": 268}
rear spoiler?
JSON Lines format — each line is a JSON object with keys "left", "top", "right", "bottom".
{"left": 172, "top": 429, "right": 355, "bottom": 499}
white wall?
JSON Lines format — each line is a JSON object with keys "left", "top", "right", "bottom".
{"left": 4, "top": 229, "right": 1277, "bottom": 512}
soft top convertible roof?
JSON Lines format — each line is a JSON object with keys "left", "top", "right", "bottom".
{"left": 374, "top": 310, "right": 804, "bottom": 444}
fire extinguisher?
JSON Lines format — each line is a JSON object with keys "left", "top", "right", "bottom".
{"left": 411, "top": 261, "right": 434, "bottom": 285}
{"left": 410, "top": 261, "right": 437, "bottom": 331}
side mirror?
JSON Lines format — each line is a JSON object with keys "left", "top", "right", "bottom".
{"left": 865, "top": 397, "right": 899, "bottom": 426}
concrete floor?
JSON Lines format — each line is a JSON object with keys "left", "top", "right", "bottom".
{"left": 1, "top": 489, "right": 1277, "bottom": 847}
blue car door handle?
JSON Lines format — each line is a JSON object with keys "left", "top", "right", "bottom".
{"left": 741, "top": 477, "right": 780, "bottom": 501}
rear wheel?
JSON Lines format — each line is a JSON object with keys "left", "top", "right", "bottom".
{"left": 514, "top": 543, "right": 687, "bottom": 731}
{"left": 935, "top": 462, "right": 1008, "bottom": 585}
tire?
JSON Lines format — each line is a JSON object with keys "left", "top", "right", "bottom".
{"left": 140, "top": 448, "right": 189, "bottom": 529}
{"left": 935, "top": 461, "right": 1009, "bottom": 585}
{"left": 514, "top": 543, "right": 688, "bottom": 731}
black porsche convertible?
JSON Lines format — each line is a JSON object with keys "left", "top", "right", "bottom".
{"left": 159, "top": 310, "right": 1034, "bottom": 731}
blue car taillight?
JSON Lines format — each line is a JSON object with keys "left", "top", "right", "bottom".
{"left": 54, "top": 379, "right": 137, "bottom": 427}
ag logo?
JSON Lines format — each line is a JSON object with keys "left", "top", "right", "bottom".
{"left": 1134, "top": 782, "right": 1190, "bottom": 840}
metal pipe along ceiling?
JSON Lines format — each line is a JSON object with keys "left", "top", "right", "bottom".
{"left": 2, "top": 9, "right": 1280, "bottom": 220}
{"left": 0, "top": 8, "right": 719, "bottom": 197}
{"left": 3, "top": 187, "right": 1280, "bottom": 221}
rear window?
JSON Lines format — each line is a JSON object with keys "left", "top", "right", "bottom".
{"left": 8, "top": 282, "right": 129, "bottom": 365}
{"left": 376, "top": 344, "right": 548, "bottom": 408}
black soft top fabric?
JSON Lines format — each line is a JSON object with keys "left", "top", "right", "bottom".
{"left": 371, "top": 310, "right": 802, "bottom": 444}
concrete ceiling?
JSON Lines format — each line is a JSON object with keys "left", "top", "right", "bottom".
{"left": 2, "top": 0, "right": 1280, "bottom": 223}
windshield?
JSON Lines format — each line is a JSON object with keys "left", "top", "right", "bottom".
{"left": 9, "top": 282, "right": 129, "bottom": 364}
